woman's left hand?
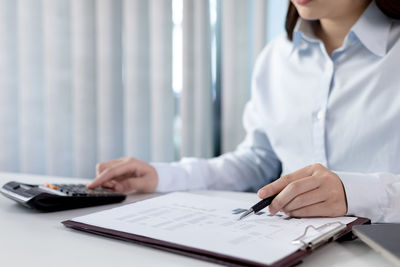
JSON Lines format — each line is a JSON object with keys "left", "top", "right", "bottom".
{"left": 257, "top": 164, "right": 348, "bottom": 217}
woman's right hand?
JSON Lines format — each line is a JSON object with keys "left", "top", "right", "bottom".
{"left": 87, "top": 157, "right": 158, "bottom": 193}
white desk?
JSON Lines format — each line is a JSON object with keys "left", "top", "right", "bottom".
{"left": 0, "top": 172, "right": 393, "bottom": 267}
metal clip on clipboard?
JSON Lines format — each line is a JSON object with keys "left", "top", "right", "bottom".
{"left": 292, "top": 222, "right": 347, "bottom": 250}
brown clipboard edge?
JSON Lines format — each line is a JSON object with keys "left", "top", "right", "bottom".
{"left": 62, "top": 216, "right": 370, "bottom": 267}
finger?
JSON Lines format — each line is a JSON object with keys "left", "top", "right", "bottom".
{"left": 101, "top": 180, "right": 124, "bottom": 193}
{"left": 88, "top": 161, "right": 139, "bottom": 189}
{"left": 286, "top": 201, "right": 334, "bottom": 218}
{"left": 113, "top": 181, "right": 125, "bottom": 193}
{"left": 115, "top": 177, "right": 149, "bottom": 193}
{"left": 268, "top": 176, "right": 321, "bottom": 214}
{"left": 258, "top": 165, "right": 314, "bottom": 198}
{"left": 93, "top": 176, "right": 131, "bottom": 191}
{"left": 96, "top": 159, "right": 122, "bottom": 176}
{"left": 281, "top": 187, "right": 327, "bottom": 213}
{"left": 101, "top": 181, "right": 115, "bottom": 188}
{"left": 113, "top": 173, "right": 134, "bottom": 182}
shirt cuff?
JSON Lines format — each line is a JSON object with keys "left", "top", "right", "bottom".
{"left": 336, "top": 171, "right": 388, "bottom": 222}
{"left": 151, "top": 162, "right": 188, "bottom": 192}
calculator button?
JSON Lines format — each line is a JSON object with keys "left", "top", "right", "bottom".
{"left": 44, "top": 184, "right": 59, "bottom": 190}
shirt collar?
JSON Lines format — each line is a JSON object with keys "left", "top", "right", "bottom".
{"left": 291, "top": 19, "right": 319, "bottom": 52}
{"left": 291, "top": 1, "right": 392, "bottom": 57}
{"left": 351, "top": 1, "right": 392, "bottom": 57}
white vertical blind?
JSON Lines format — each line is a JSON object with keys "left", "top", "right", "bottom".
{"left": 43, "top": 0, "right": 73, "bottom": 176}
{"left": 72, "top": 0, "right": 97, "bottom": 178}
{"left": 221, "top": 0, "right": 252, "bottom": 153}
{"left": 123, "top": 0, "right": 151, "bottom": 162}
{"left": 149, "top": 0, "right": 174, "bottom": 162}
{"left": 181, "top": 0, "right": 195, "bottom": 157}
{"left": 18, "top": 0, "right": 46, "bottom": 174}
{"left": 181, "top": 0, "right": 213, "bottom": 158}
{"left": 254, "top": 0, "right": 267, "bottom": 60}
{"left": 193, "top": 0, "right": 213, "bottom": 157}
{"left": 0, "top": 0, "right": 18, "bottom": 172}
{"left": 0, "top": 0, "right": 278, "bottom": 177}
{"left": 96, "top": 0, "right": 124, "bottom": 162}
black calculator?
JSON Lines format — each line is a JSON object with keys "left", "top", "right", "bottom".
{"left": 0, "top": 181, "right": 126, "bottom": 211}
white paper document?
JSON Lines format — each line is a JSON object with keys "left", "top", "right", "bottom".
{"left": 71, "top": 192, "right": 356, "bottom": 265}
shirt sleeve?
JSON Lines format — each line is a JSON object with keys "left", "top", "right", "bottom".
{"left": 337, "top": 171, "right": 400, "bottom": 223}
{"left": 152, "top": 99, "right": 282, "bottom": 193}
{"left": 153, "top": 54, "right": 282, "bottom": 193}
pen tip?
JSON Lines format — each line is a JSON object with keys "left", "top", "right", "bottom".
{"left": 238, "top": 209, "right": 253, "bottom": 221}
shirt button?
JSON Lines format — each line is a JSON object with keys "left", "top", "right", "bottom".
{"left": 317, "top": 110, "right": 324, "bottom": 120}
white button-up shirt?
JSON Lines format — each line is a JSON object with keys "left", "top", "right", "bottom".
{"left": 153, "top": 2, "right": 400, "bottom": 223}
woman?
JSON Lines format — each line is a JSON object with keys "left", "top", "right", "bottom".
{"left": 88, "top": 0, "right": 400, "bottom": 223}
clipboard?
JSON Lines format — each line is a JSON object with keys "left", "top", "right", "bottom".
{"left": 62, "top": 193, "right": 370, "bottom": 267}
{"left": 63, "top": 217, "right": 369, "bottom": 267}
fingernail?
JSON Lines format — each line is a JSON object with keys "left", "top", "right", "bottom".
{"left": 269, "top": 206, "right": 277, "bottom": 214}
{"left": 258, "top": 189, "right": 266, "bottom": 197}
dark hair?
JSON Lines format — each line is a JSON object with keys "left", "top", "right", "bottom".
{"left": 285, "top": 0, "right": 400, "bottom": 41}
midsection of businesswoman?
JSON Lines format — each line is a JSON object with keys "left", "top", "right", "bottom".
{"left": 88, "top": 0, "right": 400, "bottom": 223}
